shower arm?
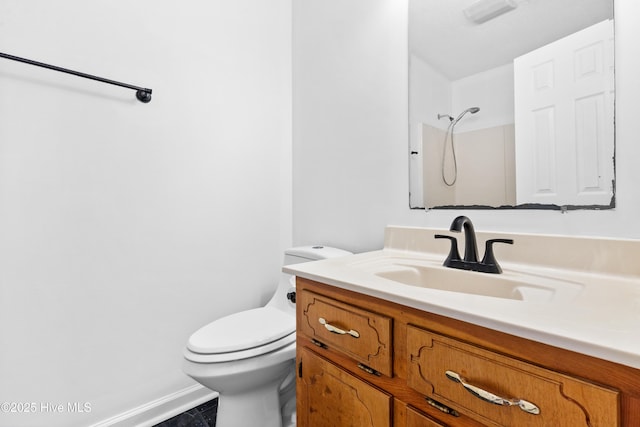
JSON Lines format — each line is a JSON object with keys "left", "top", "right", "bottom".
{"left": 0, "top": 51, "right": 153, "bottom": 103}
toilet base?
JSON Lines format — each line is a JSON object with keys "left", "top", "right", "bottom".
{"left": 216, "top": 384, "right": 284, "bottom": 427}
{"left": 183, "top": 343, "right": 297, "bottom": 427}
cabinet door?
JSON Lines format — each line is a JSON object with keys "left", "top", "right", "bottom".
{"left": 297, "top": 347, "right": 392, "bottom": 427}
{"left": 406, "top": 406, "right": 448, "bottom": 427}
{"left": 407, "top": 326, "right": 619, "bottom": 427}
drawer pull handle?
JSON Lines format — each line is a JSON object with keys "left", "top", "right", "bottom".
{"left": 318, "top": 318, "right": 360, "bottom": 338}
{"left": 445, "top": 370, "right": 540, "bottom": 415}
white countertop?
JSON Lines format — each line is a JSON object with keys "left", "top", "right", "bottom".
{"left": 284, "top": 226, "right": 640, "bottom": 370}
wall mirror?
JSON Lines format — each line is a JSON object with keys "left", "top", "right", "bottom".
{"left": 409, "top": 0, "right": 615, "bottom": 210}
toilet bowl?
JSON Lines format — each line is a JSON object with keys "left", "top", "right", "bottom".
{"left": 182, "top": 246, "right": 351, "bottom": 427}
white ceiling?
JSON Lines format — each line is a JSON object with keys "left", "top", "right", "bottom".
{"left": 409, "top": 0, "right": 613, "bottom": 80}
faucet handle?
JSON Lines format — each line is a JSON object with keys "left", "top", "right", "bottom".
{"left": 435, "top": 234, "right": 461, "bottom": 267}
{"left": 481, "top": 239, "right": 514, "bottom": 274}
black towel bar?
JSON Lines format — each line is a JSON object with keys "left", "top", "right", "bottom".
{"left": 0, "top": 51, "right": 153, "bottom": 103}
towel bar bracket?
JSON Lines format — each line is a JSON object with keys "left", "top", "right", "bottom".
{"left": 136, "top": 90, "right": 152, "bottom": 103}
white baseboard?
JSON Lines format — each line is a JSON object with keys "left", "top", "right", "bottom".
{"left": 88, "top": 385, "right": 218, "bottom": 427}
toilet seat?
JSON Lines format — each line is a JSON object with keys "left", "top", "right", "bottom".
{"left": 184, "top": 306, "right": 295, "bottom": 363}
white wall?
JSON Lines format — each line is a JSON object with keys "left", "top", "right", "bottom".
{"left": 409, "top": 54, "right": 452, "bottom": 131}
{"left": 292, "top": 0, "right": 408, "bottom": 252}
{"left": 292, "top": 0, "right": 640, "bottom": 252}
{"left": 0, "top": 1, "right": 291, "bottom": 426}
{"left": 451, "top": 63, "right": 514, "bottom": 132}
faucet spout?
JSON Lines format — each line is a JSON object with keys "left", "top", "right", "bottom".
{"left": 449, "top": 216, "right": 478, "bottom": 263}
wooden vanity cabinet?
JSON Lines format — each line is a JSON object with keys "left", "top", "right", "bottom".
{"left": 296, "top": 278, "right": 640, "bottom": 426}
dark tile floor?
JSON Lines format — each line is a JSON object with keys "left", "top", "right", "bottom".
{"left": 153, "top": 398, "right": 218, "bottom": 427}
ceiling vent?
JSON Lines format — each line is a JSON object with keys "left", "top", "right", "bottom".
{"left": 464, "top": 0, "right": 519, "bottom": 24}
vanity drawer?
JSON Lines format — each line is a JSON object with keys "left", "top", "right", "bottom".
{"left": 298, "top": 289, "right": 392, "bottom": 376}
{"left": 406, "top": 325, "right": 619, "bottom": 427}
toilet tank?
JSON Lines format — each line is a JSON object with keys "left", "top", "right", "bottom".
{"left": 268, "top": 245, "right": 352, "bottom": 313}
{"left": 283, "top": 245, "right": 353, "bottom": 266}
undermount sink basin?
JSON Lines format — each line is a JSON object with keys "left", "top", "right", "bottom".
{"left": 355, "top": 257, "right": 584, "bottom": 303}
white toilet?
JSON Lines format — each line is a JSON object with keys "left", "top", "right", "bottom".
{"left": 182, "top": 246, "right": 351, "bottom": 427}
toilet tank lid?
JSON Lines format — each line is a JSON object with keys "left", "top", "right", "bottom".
{"left": 285, "top": 245, "right": 352, "bottom": 261}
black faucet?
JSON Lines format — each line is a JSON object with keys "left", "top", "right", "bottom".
{"left": 435, "top": 216, "right": 513, "bottom": 274}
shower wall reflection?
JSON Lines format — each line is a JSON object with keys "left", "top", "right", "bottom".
{"left": 423, "top": 123, "right": 516, "bottom": 207}
{"left": 411, "top": 55, "right": 518, "bottom": 208}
